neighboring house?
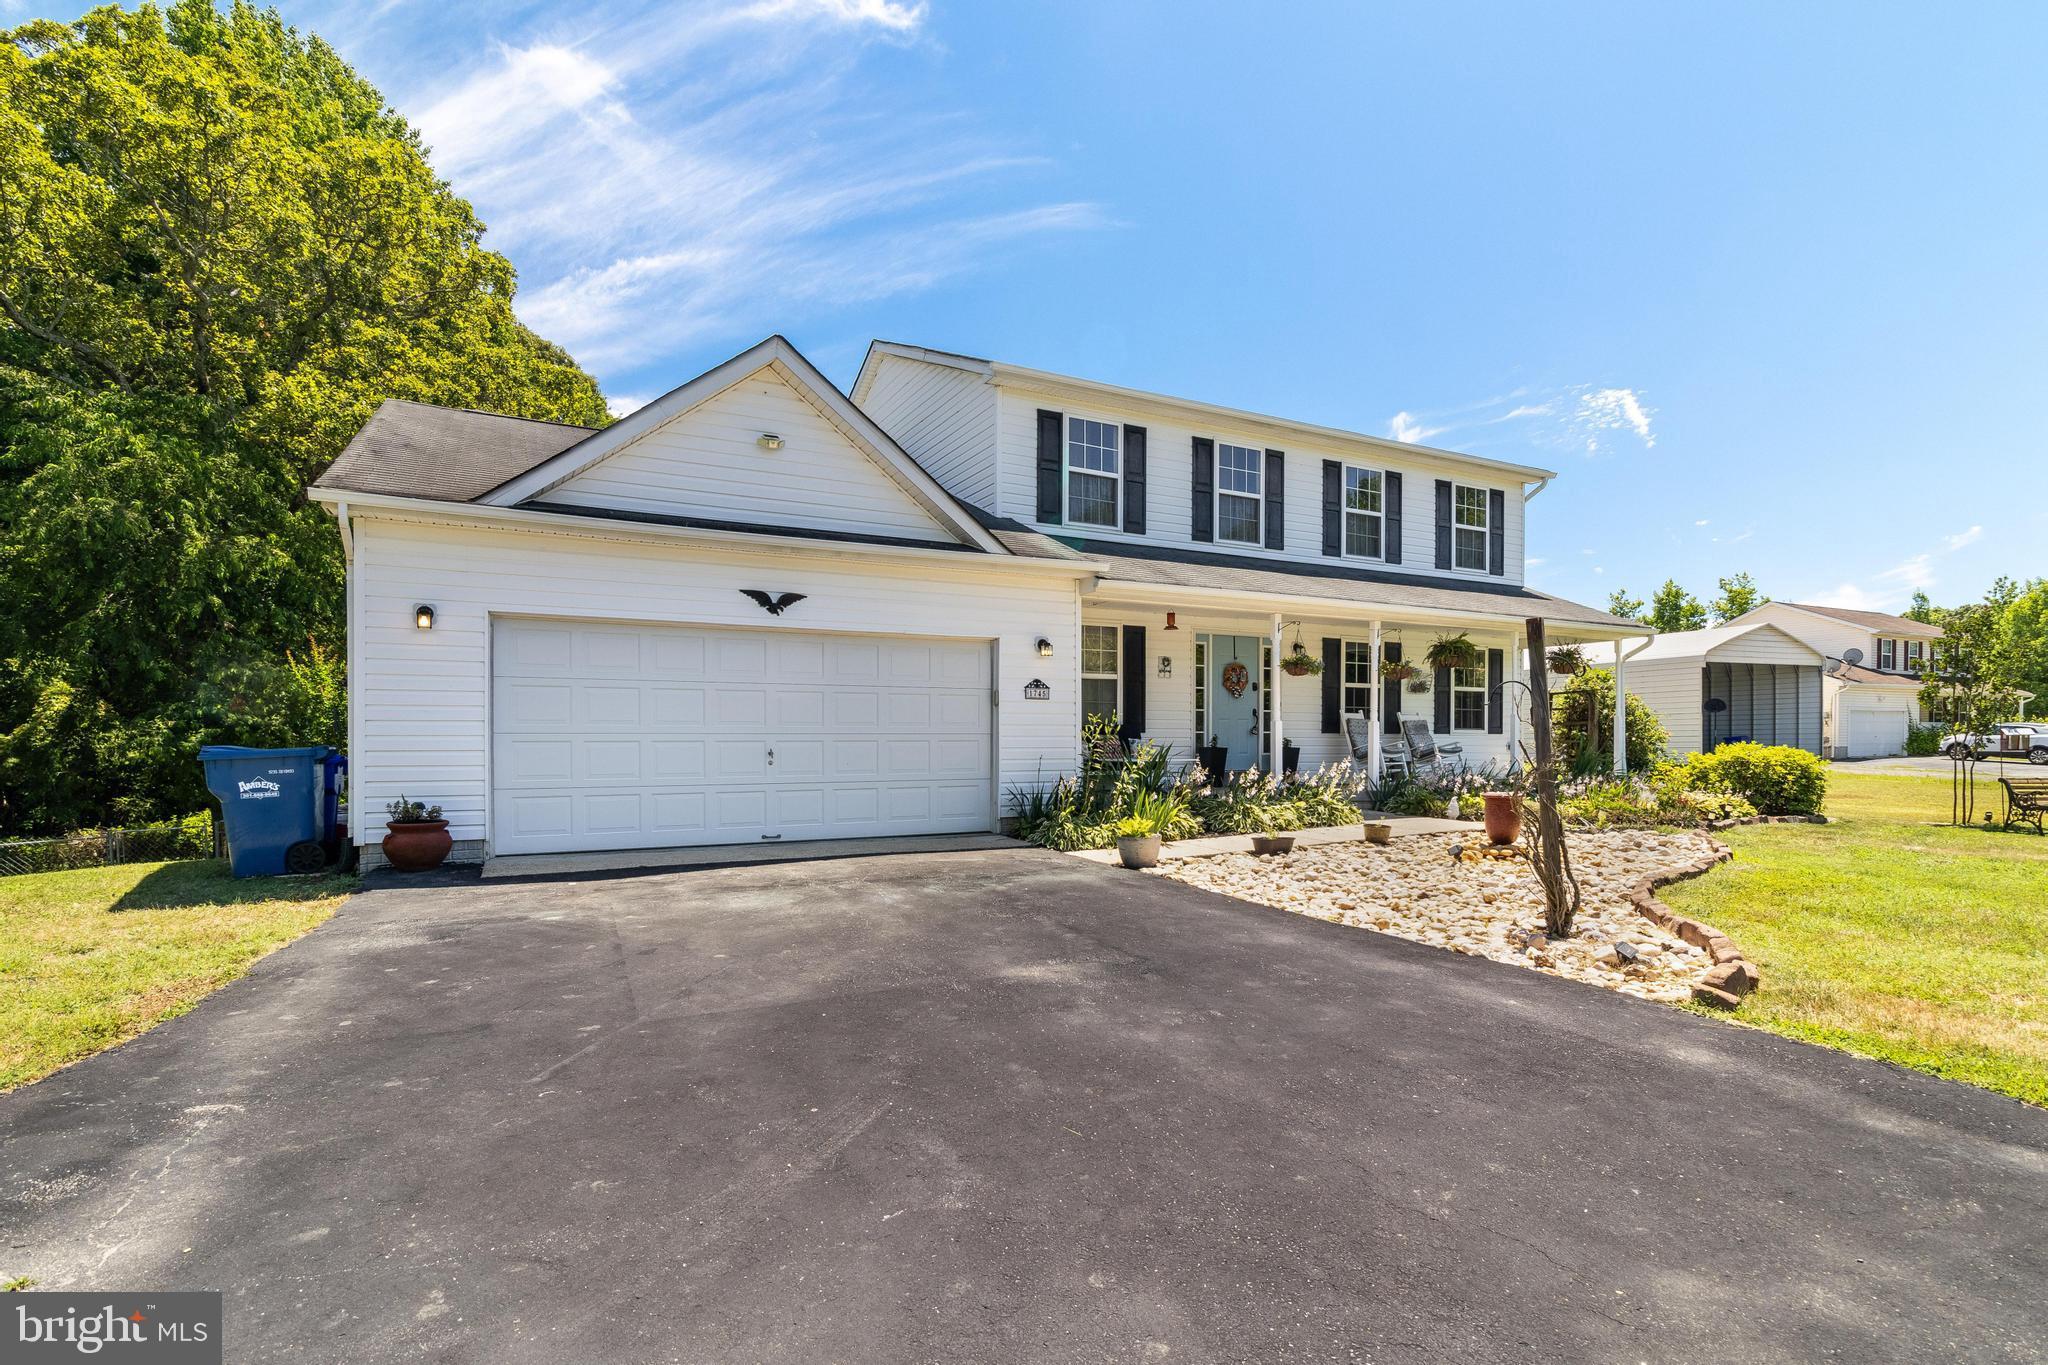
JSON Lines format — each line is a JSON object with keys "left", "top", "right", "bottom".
{"left": 1724, "top": 602, "right": 1942, "bottom": 758}
{"left": 1623, "top": 623, "right": 1826, "bottom": 758}
{"left": 310, "top": 335, "right": 1641, "bottom": 866}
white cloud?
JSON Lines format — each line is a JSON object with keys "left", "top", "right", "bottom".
{"left": 606, "top": 393, "right": 652, "bottom": 418}
{"left": 1575, "top": 387, "right": 1655, "bottom": 451}
{"left": 1694, "top": 518, "right": 1709, "bottom": 526}
{"left": 1943, "top": 525, "right": 1984, "bottom": 552}
{"left": 1525, "top": 556, "right": 1547, "bottom": 568}
{"left": 1807, "top": 525, "right": 1982, "bottom": 610}
{"left": 1388, "top": 411, "right": 1446, "bottom": 445}
{"left": 735, "top": 0, "right": 926, "bottom": 30}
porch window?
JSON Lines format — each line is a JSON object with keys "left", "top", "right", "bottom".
{"left": 1342, "top": 641, "right": 1374, "bottom": 715}
{"left": 1066, "top": 417, "right": 1120, "bottom": 529}
{"left": 1451, "top": 664, "right": 1486, "bottom": 730}
{"left": 1453, "top": 485, "right": 1489, "bottom": 571}
{"left": 1344, "top": 468, "right": 1384, "bottom": 558}
{"left": 1878, "top": 638, "right": 1897, "bottom": 671}
{"left": 1217, "top": 443, "right": 1263, "bottom": 545}
{"left": 1082, "top": 623, "right": 1119, "bottom": 723}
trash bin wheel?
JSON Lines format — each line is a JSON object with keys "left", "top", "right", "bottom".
{"left": 283, "top": 840, "right": 328, "bottom": 876}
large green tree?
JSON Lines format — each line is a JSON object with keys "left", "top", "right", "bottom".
{"left": 1709, "top": 571, "right": 1766, "bottom": 623}
{"left": 1646, "top": 579, "right": 1709, "bottom": 634}
{"left": 0, "top": 2, "right": 608, "bottom": 832}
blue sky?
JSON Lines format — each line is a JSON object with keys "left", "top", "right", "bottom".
{"left": 30, "top": 0, "right": 2046, "bottom": 612}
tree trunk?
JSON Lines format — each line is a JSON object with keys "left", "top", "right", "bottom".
{"left": 1525, "top": 618, "right": 1581, "bottom": 937}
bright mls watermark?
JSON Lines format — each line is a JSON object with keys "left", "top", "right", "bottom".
{"left": 8, "top": 1293, "right": 221, "bottom": 1363}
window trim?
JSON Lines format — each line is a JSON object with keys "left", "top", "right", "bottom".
{"left": 1341, "top": 639, "right": 1374, "bottom": 717}
{"left": 1450, "top": 663, "right": 1487, "bottom": 731}
{"left": 1878, "top": 637, "right": 1897, "bottom": 671}
{"left": 1450, "top": 483, "right": 1490, "bottom": 574}
{"left": 1063, "top": 413, "right": 1122, "bottom": 531}
{"left": 1081, "top": 622, "right": 1120, "bottom": 723}
{"left": 1342, "top": 465, "right": 1386, "bottom": 561}
{"left": 1214, "top": 440, "right": 1265, "bottom": 547}
{"left": 1905, "top": 640, "right": 1924, "bottom": 671}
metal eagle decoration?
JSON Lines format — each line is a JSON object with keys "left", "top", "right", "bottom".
{"left": 739, "top": 590, "right": 807, "bottom": 616}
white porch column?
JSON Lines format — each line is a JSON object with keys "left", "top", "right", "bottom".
{"left": 1612, "top": 637, "right": 1629, "bottom": 777}
{"left": 1270, "top": 612, "right": 1285, "bottom": 777}
{"left": 1368, "top": 620, "right": 1384, "bottom": 785}
{"left": 1505, "top": 632, "right": 1523, "bottom": 769}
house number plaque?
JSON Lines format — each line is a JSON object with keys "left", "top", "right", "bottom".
{"left": 1023, "top": 679, "right": 1052, "bottom": 700}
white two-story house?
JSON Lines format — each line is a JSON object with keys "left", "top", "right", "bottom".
{"left": 312, "top": 334, "right": 1642, "bottom": 866}
{"left": 1724, "top": 602, "right": 1941, "bottom": 757}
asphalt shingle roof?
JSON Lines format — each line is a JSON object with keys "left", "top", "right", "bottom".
{"left": 1780, "top": 602, "right": 1944, "bottom": 638}
{"left": 313, "top": 399, "right": 597, "bottom": 503}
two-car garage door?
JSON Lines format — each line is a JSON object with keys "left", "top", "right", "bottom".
{"left": 491, "top": 619, "right": 993, "bottom": 855}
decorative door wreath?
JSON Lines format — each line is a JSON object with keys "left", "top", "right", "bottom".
{"left": 1221, "top": 660, "right": 1250, "bottom": 699}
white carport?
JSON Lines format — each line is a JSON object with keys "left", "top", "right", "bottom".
{"left": 1627, "top": 623, "right": 1826, "bottom": 757}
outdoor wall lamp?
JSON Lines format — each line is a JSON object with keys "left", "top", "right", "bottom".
{"left": 1036, "top": 637, "right": 1054, "bottom": 657}
{"left": 757, "top": 433, "right": 784, "bottom": 450}
{"left": 414, "top": 604, "right": 436, "bottom": 630}
{"left": 1164, "top": 612, "right": 1179, "bottom": 631}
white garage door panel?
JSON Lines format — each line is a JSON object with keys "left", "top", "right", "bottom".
{"left": 1846, "top": 706, "right": 1909, "bottom": 758}
{"left": 491, "top": 619, "right": 993, "bottom": 854}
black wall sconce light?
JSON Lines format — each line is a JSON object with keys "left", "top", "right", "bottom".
{"left": 414, "top": 604, "right": 436, "bottom": 630}
{"left": 1036, "top": 637, "right": 1054, "bottom": 657}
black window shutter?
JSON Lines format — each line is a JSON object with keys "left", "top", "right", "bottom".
{"left": 1119, "top": 624, "right": 1146, "bottom": 742}
{"left": 1486, "top": 648, "right": 1505, "bottom": 733}
{"left": 1263, "top": 449, "right": 1285, "bottom": 550}
{"left": 1382, "top": 642, "right": 1403, "bottom": 735}
{"left": 1191, "top": 437, "right": 1214, "bottom": 542}
{"left": 1488, "top": 488, "right": 1506, "bottom": 576}
{"left": 1122, "top": 425, "right": 1147, "bottom": 535}
{"left": 1036, "top": 410, "right": 1063, "bottom": 524}
{"left": 1320, "top": 637, "right": 1342, "bottom": 732}
{"left": 1384, "top": 472, "right": 1403, "bottom": 563}
{"left": 1321, "top": 461, "right": 1342, "bottom": 557}
{"left": 1434, "top": 665, "right": 1453, "bottom": 732}
{"left": 1434, "top": 479, "right": 1453, "bottom": 570}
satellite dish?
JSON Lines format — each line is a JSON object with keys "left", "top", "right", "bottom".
{"left": 1842, "top": 647, "right": 1864, "bottom": 665}
{"left": 1823, "top": 658, "right": 1844, "bottom": 676}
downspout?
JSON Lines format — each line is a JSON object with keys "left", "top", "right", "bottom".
{"left": 1523, "top": 477, "right": 1551, "bottom": 503}
{"left": 1612, "top": 634, "right": 1655, "bottom": 776}
{"left": 332, "top": 500, "right": 353, "bottom": 562}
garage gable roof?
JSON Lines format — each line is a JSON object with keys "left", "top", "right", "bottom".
{"left": 1630, "top": 622, "right": 1823, "bottom": 664}
{"left": 480, "top": 336, "right": 1005, "bottom": 554}
{"left": 314, "top": 401, "right": 597, "bottom": 503}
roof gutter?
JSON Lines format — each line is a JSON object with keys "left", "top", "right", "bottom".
{"left": 307, "top": 488, "right": 1107, "bottom": 579}
{"left": 1083, "top": 575, "right": 1653, "bottom": 636}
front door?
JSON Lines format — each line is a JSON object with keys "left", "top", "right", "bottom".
{"left": 1209, "top": 635, "right": 1265, "bottom": 772}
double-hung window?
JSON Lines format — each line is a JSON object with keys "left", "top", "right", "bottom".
{"left": 1066, "top": 417, "right": 1120, "bottom": 529}
{"left": 1344, "top": 467, "right": 1384, "bottom": 558}
{"left": 1217, "top": 443, "right": 1263, "bottom": 545}
{"left": 1451, "top": 665, "right": 1486, "bottom": 730}
{"left": 1342, "top": 642, "right": 1374, "bottom": 715}
{"left": 1878, "top": 638, "right": 1897, "bottom": 671}
{"left": 1452, "top": 485, "right": 1489, "bottom": 571}
{"left": 1081, "top": 624, "right": 1120, "bottom": 723}
{"left": 1906, "top": 640, "right": 1924, "bottom": 671}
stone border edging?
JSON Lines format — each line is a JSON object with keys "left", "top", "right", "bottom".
{"left": 1621, "top": 837, "right": 1760, "bottom": 1009}
{"left": 1706, "top": 813, "right": 1827, "bottom": 831}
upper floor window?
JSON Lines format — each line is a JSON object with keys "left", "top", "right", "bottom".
{"left": 1216, "top": 443, "right": 1263, "bottom": 545}
{"left": 1451, "top": 665, "right": 1486, "bottom": 730}
{"left": 1081, "top": 623, "right": 1120, "bottom": 723}
{"left": 1344, "top": 468, "right": 1384, "bottom": 558}
{"left": 1906, "top": 640, "right": 1924, "bottom": 671}
{"left": 1066, "top": 418, "right": 1120, "bottom": 529}
{"left": 1878, "top": 638, "right": 1897, "bottom": 671}
{"left": 1453, "top": 485, "right": 1489, "bottom": 571}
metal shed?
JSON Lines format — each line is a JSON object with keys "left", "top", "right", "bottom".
{"left": 1627, "top": 623, "right": 1826, "bottom": 757}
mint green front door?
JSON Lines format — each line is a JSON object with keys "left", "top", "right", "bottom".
{"left": 1209, "top": 635, "right": 1264, "bottom": 772}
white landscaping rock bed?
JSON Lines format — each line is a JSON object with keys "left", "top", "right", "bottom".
{"left": 1153, "top": 829, "right": 1723, "bottom": 1002}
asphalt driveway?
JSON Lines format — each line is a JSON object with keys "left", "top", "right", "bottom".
{"left": 3, "top": 848, "right": 2044, "bottom": 1362}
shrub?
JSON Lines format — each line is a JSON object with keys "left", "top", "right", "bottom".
{"left": 1551, "top": 669, "right": 1668, "bottom": 773}
{"left": 1008, "top": 719, "right": 1201, "bottom": 850}
{"left": 1658, "top": 743, "right": 1827, "bottom": 815}
{"left": 1369, "top": 762, "right": 1508, "bottom": 820}
{"left": 1553, "top": 776, "right": 1758, "bottom": 829}
{"left": 1904, "top": 723, "right": 1943, "bottom": 757}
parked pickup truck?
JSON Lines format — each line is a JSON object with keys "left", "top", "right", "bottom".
{"left": 1944, "top": 723, "right": 2048, "bottom": 763}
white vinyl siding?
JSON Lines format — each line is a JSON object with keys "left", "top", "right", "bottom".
{"left": 1452, "top": 484, "right": 1488, "bottom": 572}
{"left": 854, "top": 353, "right": 1000, "bottom": 510}
{"left": 344, "top": 515, "right": 1080, "bottom": 850}
{"left": 1216, "top": 442, "right": 1263, "bottom": 545}
{"left": 989, "top": 387, "right": 1528, "bottom": 586}
{"left": 547, "top": 370, "right": 956, "bottom": 543}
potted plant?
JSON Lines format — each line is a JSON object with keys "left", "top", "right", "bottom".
{"left": 1114, "top": 816, "right": 1163, "bottom": 870}
{"left": 1282, "top": 739, "right": 1301, "bottom": 775}
{"left": 1250, "top": 830, "right": 1295, "bottom": 856}
{"left": 1482, "top": 791, "right": 1522, "bottom": 845}
{"left": 381, "top": 795, "right": 451, "bottom": 872}
{"left": 1380, "top": 658, "right": 1417, "bottom": 683}
{"left": 1279, "top": 644, "right": 1322, "bottom": 677}
{"left": 1425, "top": 633, "right": 1482, "bottom": 672}
{"left": 1405, "top": 678, "right": 1430, "bottom": 695}
{"left": 1197, "top": 738, "right": 1229, "bottom": 782}
{"left": 1547, "top": 644, "right": 1589, "bottom": 677}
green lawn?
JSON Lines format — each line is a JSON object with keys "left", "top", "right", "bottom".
{"left": 1661, "top": 769, "right": 2048, "bottom": 1106}
{"left": 0, "top": 859, "right": 353, "bottom": 1091}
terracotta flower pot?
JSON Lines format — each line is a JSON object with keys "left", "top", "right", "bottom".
{"left": 382, "top": 818, "right": 452, "bottom": 871}
{"left": 1117, "top": 834, "right": 1162, "bottom": 869}
{"left": 1482, "top": 792, "right": 1521, "bottom": 846}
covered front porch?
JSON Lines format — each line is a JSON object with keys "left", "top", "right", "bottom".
{"left": 1079, "top": 580, "right": 1646, "bottom": 784}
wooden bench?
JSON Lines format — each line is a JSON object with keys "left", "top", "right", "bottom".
{"left": 1998, "top": 775, "right": 2048, "bottom": 834}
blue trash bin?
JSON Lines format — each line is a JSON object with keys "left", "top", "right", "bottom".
{"left": 199, "top": 745, "right": 333, "bottom": 877}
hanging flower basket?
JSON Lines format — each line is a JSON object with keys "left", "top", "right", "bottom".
{"left": 1279, "top": 648, "right": 1323, "bottom": 677}
{"left": 1380, "top": 659, "right": 1418, "bottom": 683}
{"left": 1547, "top": 644, "right": 1590, "bottom": 677}
{"left": 1425, "top": 633, "right": 1482, "bottom": 672}
{"left": 1405, "top": 678, "right": 1431, "bottom": 695}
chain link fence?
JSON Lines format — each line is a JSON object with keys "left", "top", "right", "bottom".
{"left": 0, "top": 814, "right": 220, "bottom": 879}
